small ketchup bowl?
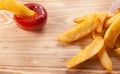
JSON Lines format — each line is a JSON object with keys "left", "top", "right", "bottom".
{"left": 14, "top": 3, "right": 47, "bottom": 31}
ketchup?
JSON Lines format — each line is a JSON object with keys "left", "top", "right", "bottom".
{"left": 14, "top": 3, "right": 47, "bottom": 31}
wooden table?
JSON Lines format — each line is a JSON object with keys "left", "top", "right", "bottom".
{"left": 0, "top": 0, "right": 119, "bottom": 74}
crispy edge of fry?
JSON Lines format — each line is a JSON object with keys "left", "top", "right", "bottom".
{"left": 114, "top": 36, "right": 120, "bottom": 56}
{"left": 58, "top": 14, "right": 98, "bottom": 42}
{"left": 96, "top": 12, "right": 108, "bottom": 33}
{"left": 104, "top": 13, "right": 120, "bottom": 29}
{"left": 98, "top": 47, "right": 112, "bottom": 71}
{"left": 67, "top": 36, "right": 104, "bottom": 68}
{"left": 114, "top": 48, "right": 120, "bottom": 56}
{"left": 116, "top": 43, "right": 120, "bottom": 48}
{"left": 74, "top": 13, "right": 95, "bottom": 23}
{"left": 92, "top": 31, "right": 104, "bottom": 39}
{"left": 92, "top": 31, "right": 98, "bottom": 39}
{"left": 104, "top": 16, "right": 120, "bottom": 49}
{"left": 74, "top": 15, "right": 87, "bottom": 23}
{"left": 115, "top": 36, "right": 120, "bottom": 48}
{"left": 117, "top": 8, "right": 120, "bottom": 14}
{"left": 107, "top": 12, "right": 115, "bottom": 18}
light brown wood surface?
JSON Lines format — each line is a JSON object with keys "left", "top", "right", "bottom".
{"left": 0, "top": 0, "right": 119, "bottom": 74}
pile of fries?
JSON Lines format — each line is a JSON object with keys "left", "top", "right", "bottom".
{"left": 57, "top": 9, "right": 120, "bottom": 71}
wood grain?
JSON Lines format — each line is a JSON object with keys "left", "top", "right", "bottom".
{"left": 0, "top": 0, "right": 119, "bottom": 74}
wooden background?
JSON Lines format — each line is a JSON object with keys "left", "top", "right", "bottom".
{"left": 0, "top": 0, "right": 119, "bottom": 74}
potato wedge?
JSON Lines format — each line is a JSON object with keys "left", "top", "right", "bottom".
{"left": 104, "top": 16, "right": 120, "bottom": 49}
{"left": 74, "top": 13, "right": 95, "bottom": 23}
{"left": 114, "top": 48, "right": 120, "bottom": 56}
{"left": 67, "top": 36, "right": 104, "bottom": 68}
{"left": 105, "top": 13, "right": 120, "bottom": 29}
{"left": 98, "top": 47, "right": 112, "bottom": 71}
{"left": 58, "top": 14, "right": 98, "bottom": 42}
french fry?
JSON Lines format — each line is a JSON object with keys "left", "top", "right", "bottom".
{"left": 67, "top": 36, "right": 104, "bottom": 68}
{"left": 58, "top": 14, "right": 98, "bottom": 42}
{"left": 98, "top": 47, "right": 112, "bottom": 71}
{"left": 58, "top": 11, "right": 118, "bottom": 71}
{"left": 92, "top": 31, "right": 112, "bottom": 71}
{"left": 0, "top": 0, "right": 35, "bottom": 16}
{"left": 74, "top": 13, "right": 95, "bottom": 23}
{"left": 114, "top": 48, "right": 120, "bottom": 56}
{"left": 105, "top": 13, "right": 120, "bottom": 29}
{"left": 104, "top": 16, "right": 120, "bottom": 49}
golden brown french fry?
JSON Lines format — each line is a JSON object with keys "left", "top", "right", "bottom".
{"left": 92, "top": 31, "right": 112, "bottom": 71}
{"left": 114, "top": 48, "right": 120, "bottom": 56}
{"left": 74, "top": 13, "right": 95, "bottom": 23}
{"left": 105, "top": 13, "right": 120, "bottom": 29}
{"left": 58, "top": 14, "right": 98, "bottom": 42}
{"left": 98, "top": 47, "right": 112, "bottom": 71}
{"left": 104, "top": 16, "right": 120, "bottom": 49}
{"left": 67, "top": 36, "right": 104, "bottom": 68}
{"left": 96, "top": 12, "right": 107, "bottom": 33}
